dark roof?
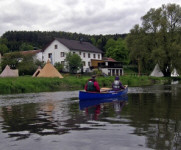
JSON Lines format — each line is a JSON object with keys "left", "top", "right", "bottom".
{"left": 43, "top": 38, "right": 103, "bottom": 53}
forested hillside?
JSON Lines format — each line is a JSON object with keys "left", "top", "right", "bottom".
{"left": 1, "top": 31, "right": 127, "bottom": 52}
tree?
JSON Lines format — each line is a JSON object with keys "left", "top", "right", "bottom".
{"left": 0, "top": 44, "right": 8, "bottom": 55}
{"left": 126, "top": 3, "right": 181, "bottom": 76}
{"left": 0, "top": 38, "right": 9, "bottom": 55}
{"left": 65, "top": 52, "right": 82, "bottom": 73}
{"left": 105, "top": 38, "right": 129, "bottom": 65}
{"left": 54, "top": 62, "right": 64, "bottom": 72}
{"left": 1, "top": 52, "right": 42, "bottom": 75}
{"left": 17, "top": 54, "right": 37, "bottom": 75}
{"left": 126, "top": 25, "right": 154, "bottom": 75}
{"left": 19, "top": 43, "right": 34, "bottom": 51}
{"left": 1, "top": 52, "right": 23, "bottom": 69}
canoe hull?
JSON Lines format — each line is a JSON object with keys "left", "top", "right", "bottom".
{"left": 79, "top": 94, "right": 128, "bottom": 110}
{"left": 79, "top": 87, "right": 128, "bottom": 101}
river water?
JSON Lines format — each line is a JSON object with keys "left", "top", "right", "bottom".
{"left": 0, "top": 84, "right": 181, "bottom": 150}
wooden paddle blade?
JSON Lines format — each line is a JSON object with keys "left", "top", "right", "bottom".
{"left": 101, "top": 87, "right": 112, "bottom": 90}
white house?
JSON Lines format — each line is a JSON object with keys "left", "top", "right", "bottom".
{"left": 41, "top": 38, "right": 103, "bottom": 72}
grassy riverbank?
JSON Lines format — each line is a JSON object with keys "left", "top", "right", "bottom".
{"left": 0, "top": 75, "right": 178, "bottom": 94}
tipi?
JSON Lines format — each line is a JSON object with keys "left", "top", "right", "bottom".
{"left": 35, "top": 60, "right": 63, "bottom": 78}
{"left": 150, "top": 64, "right": 164, "bottom": 77}
{"left": 0, "top": 65, "right": 19, "bottom": 77}
{"left": 171, "top": 68, "right": 179, "bottom": 77}
{"left": 32, "top": 66, "right": 42, "bottom": 77}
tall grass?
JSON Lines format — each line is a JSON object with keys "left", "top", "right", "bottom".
{"left": 0, "top": 75, "right": 173, "bottom": 94}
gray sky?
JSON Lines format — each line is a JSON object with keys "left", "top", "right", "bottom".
{"left": 0, "top": 0, "right": 181, "bottom": 36}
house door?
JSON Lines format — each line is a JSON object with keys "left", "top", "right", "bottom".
{"left": 48, "top": 53, "right": 53, "bottom": 63}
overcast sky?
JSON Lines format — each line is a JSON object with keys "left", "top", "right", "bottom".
{"left": 0, "top": 0, "right": 181, "bottom": 36}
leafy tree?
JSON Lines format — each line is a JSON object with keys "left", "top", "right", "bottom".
{"left": 126, "top": 25, "right": 153, "bottom": 74}
{"left": 17, "top": 54, "right": 37, "bottom": 75}
{"left": 19, "top": 43, "right": 34, "bottom": 51}
{"left": 1, "top": 52, "right": 23, "bottom": 69}
{"left": 90, "top": 37, "right": 96, "bottom": 46}
{"left": 0, "top": 38, "right": 9, "bottom": 55}
{"left": 34, "top": 59, "right": 45, "bottom": 68}
{"left": 104, "top": 38, "right": 116, "bottom": 50}
{"left": 65, "top": 52, "right": 82, "bottom": 73}
{"left": 126, "top": 3, "right": 181, "bottom": 76}
{"left": 0, "top": 44, "right": 8, "bottom": 55}
{"left": 105, "top": 38, "right": 129, "bottom": 65}
{"left": 54, "top": 62, "right": 64, "bottom": 72}
{"left": 1, "top": 52, "right": 42, "bottom": 75}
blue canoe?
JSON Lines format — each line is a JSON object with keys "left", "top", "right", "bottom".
{"left": 79, "top": 94, "right": 128, "bottom": 110}
{"left": 79, "top": 86, "right": 128, "bottom": 101}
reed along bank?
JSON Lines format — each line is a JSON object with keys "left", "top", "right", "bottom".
{"left": 0, "top": 75, "right": 178, "bottom": 94}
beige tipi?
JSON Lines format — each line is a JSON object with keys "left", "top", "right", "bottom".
{"left": 32, "top": 66, "right": 42, "bottom": 77}
{"left": 0, "top": 65, "right": 19, "bottom": 77}
{"left": 36, "top": 60, "right": 63, "bottom": 78}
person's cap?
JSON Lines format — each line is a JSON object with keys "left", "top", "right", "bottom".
{"left": 115, "top": 76, "right": 119, "bottom": 80}
{"left": 92, "top": 75, "right": 96, "bottom": 79}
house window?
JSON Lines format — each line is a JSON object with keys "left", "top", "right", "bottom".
{"left": 83, "top": 53, "right": 85, "bottom": 58}
{"left": 48, "top": 53, "right": 52, "bottom": 58}
{"left": 61, "top": 61, "right": 64, "bottom": 65}
{"left": 79, "top": 52, "right": 81, "bottom": 55}
{"left": 98, "top": 54, "right": 100, "bottom": 59}
{"left": 88, "top": 53, "right": 90, "bottom": 58}
{"left": 55, "top": 45, "right": 58, "bottom": 49}
{"left": 83, "top": 61, "right": 86, "bottom": 66}
{"left": 93, "top": 54, "right": 96, "bottom": 58}
{"left": 88, "top": 62, "right": 91, "bottom": 66}
{"left": 61, "top": 52, "right": 64, "bottom": 57}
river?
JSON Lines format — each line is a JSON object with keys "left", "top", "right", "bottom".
{"left": 0, "top": 84, "right": 181, "bottom": 150}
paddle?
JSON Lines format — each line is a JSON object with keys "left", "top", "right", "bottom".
{"left": 100, "top": 87, "right": 112, "bottom": 93}
{"left": 100, "top": 85, "right": 128, "bottom": 93}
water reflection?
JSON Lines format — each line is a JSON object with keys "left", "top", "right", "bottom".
{"left": 127, "top": 91, "right": 181, "bottom": 150}
{"left": 1, "top": 103, "right": 59, "bottom": 140}
{"left": 0, "top": 85, "right": 181, "bottom": 150}
{"left": 79, "top": 95, "right": 128, "bottom": 120}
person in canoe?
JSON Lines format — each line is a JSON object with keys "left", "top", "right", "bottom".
{"left": 112, "top": 76, "right": 125, "bottom": 91}
{"left": 85, "top": 75, "right": 100, "bottom": 92}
